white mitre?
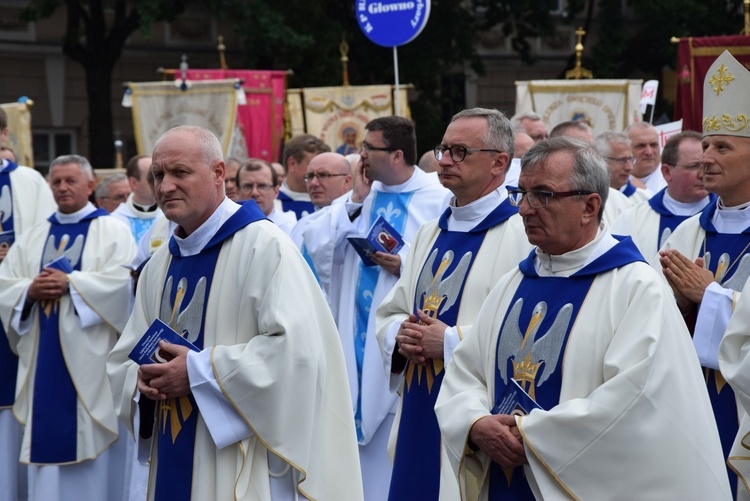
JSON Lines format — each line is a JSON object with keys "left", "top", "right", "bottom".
{"left": 703, "top": 49, "right": 750, "bottom": 138}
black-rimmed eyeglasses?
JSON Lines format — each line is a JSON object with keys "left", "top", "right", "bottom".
{"left": 507, "top": 188, "right": 592, "bottom": 208}
{"left": 361, "top": 141, "right": 396, "bottom": 153}
{"left": 434, "top": 145, "right": 501, "bottom": 163}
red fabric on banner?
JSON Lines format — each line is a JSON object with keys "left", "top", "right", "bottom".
{"left": 675, "top": 36, "right": 750, "bottom": 132}
{"left": 182, "top": 70, "right": 287, "bottom": 161}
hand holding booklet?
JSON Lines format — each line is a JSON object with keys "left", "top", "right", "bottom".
{"left": 492, "top": 378, "right": 544, "bottom": 416}
{"left": 347, "top": 215, "right": 405, "bottom": 267}
{"left": 128, "top": 318, "right": 199, "bottom": 365}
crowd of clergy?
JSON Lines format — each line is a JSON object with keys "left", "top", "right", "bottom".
{"left": 2, "top": 49, "right": 750, "bottom": 501}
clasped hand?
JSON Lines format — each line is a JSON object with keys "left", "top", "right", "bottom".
{"left": 138, "top": 341, "right": 192, "bottom": 400}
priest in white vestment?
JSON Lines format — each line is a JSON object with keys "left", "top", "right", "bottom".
{"left": 436, "top": 137, "right": 730, "bottom": 500}
{"left": 303, "top": 116, "right": 449, "bottom": 500}
{"left": 236, "top": 158, "right": 297, "bottom": 235}
{"left": 0, "top": 154, "right": 136, "bottom": 501}
{"left": 658, "top": 51, "right": 750, "bottom": 498}
{"left": 0, "top": 142, "right": 56, "bottom": 501}
{"left": 107, "top": 126, "right": 363, "bottom": 501}
{"left": 376, "top": 108, "right": 533, "bottom": 500}
{"left": 611, "top": 130, "right": 714, "bottom": 266}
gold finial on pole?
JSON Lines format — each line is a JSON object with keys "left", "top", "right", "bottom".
{"left": 565, "top": 27, "right": 593, "bottom": 80}
{"left": 218, "top": 35, "right": 228, "bottom": 70}
{"left": 340, "top": 35, "right": 350, "bottom": 86}
{"left": 744, "top": 0, "right": 750, "bottom": 35}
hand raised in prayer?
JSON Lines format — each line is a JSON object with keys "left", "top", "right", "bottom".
{"left": 469, "top": 414, "right": 526, "bottom": 468}
{"left": 659, "top": 249, "right": 714, "bottom": 307}
{"left": 27, "top": 268, "right": 68, "bottom": 301}
{"left": 396, "top": 309, "right": 446, "bottom": 365}
{"left": 371, "top": 251, "right": 401, "bottom": 276}
{"left": 138, "top": 341, "right": 192, "bottom": 400}
{"left": 351, "top": 156, "right": 371, "bottom": 204}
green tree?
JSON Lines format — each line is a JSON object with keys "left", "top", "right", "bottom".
{"left": 21, "top": 0, "right": 190, "bottom": 169}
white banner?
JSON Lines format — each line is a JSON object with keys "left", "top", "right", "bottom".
{"left": 288, "top": 85, "right": 410, "bottom": 153}
{"left": 654, "top": 119, "right": 683, "bottom": 151}
{"left": 126, "top": 79, "right": 240, "bottom": 157}
{"left": 515, "top": 80, "right": 643, "bottom": 136}
{"left": 639, "top": 80, "right": 659, "bottom": 115}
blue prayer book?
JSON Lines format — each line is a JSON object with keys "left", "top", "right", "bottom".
{"left": 347, "top": 215, "right": 405, "bottom": 267}
{"left": 492, "top": 378, "right": 544, "bottom": 416}
{"left": 128, "top": 318, "right": 199, "bottom": 365}
{"left": 44, "top": 254, "right": 74, "bottom": 273}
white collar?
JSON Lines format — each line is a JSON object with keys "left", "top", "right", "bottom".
{"left": 55, "top": 202, "right": 98, "bottom": 224}
{"left": 447, "top": 186, "right": 508, "bottom": 232}
{"left": 172, "top": 198, "right": 240, "bottom": 257}
{"left": 534, "top": 227, "right": 618, "bottom": 277}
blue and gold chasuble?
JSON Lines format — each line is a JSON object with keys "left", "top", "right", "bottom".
{"left": 695, "top": 203, "right": 750, "bottom": 494}
{"left": 153, "top": 202, "right": 265, "bottom": 501}
{"left": 30, "top": 208, "right": 108, "bottom": 463}
{"left": 649, "top": 188, "right": 717, "bottom": 250}
{"left": 388, "top": 200, "right": 518, "bottom": 501}
{"left": 0, "top": 160, "right": 19, "bottom": 408}
{"left": 354, "top": 191, "right": 413, "bottom": 441}
{"left": 489, "top": 237, "right": 644, "bottom": 499}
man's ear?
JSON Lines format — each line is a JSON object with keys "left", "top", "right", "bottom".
{"left": 582, "top": 193, "right": 602, "bottom": 225}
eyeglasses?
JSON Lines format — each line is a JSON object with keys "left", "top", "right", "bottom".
{"left": 606, "top": 156, "right": 636, "bottom": 165}
{"left": 434, "top": 145, "right": 501, "bottom": 163}
{"left": 303, "top": 173, "right": 350, "bottom": 183}
{"left": 361, "top": 141, "right": 396, "bottom": 153}
{"left": 240, "top": 183, "right": 275, "bottom": 191}
{"left": 507, "top": 188, "right": 592, "bottom": 208}
{"left": 671, "top": 162, "right": 703, "bottom": 171}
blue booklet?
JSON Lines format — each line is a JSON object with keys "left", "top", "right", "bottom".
{"left": 44, "top": 254, "right": 74, "bottom": 273}
{"left": 347, "top": 215, "right": 405, "bottom": 267}
{"left": 491, "top": 378, "right": 544, "bottom": 416}
{"left": 128, "top": 318, "right": 199, "bottom": 365}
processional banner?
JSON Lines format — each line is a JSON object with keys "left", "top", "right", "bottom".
{"left": 0, "top": 101, "right": 33, "bottom": 167}
{"left": 515, "top": 80, "right": 642, "bottom": 135}
{"left": 287, "top": 85, "right": 410, "bottom": 154}
{"left": 125, "top": 79, "right": 239, "bottom": 157}
{"left": 675, "top": 36, "right": 750, "bottom": 132}
{"left": 184, "top": 70, "right": 287, "bottom": 161}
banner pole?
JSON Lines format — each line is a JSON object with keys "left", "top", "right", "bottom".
{"left": 393, "top": 46, "right": 401, "bottom": 116}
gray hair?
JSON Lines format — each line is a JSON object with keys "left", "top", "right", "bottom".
{"left": 50, "top": 154, "right": 94, "bottom": 181}
{"left": 95, "top": 172, "right": 128, "bottom": 199}
{"left": 451, "top": 108, "right": 515, "bottom": 165}
{"left": 510, "top": 111, "right": 543, "bottom": 133}
{"left": 155, "top": 125, "right": 223, "bottom": 167}
{"left": 522, "top": 137, "right": 610, "bottom": 221}
{"left": 594, "top": 131, "right": 631, "bottom": 158}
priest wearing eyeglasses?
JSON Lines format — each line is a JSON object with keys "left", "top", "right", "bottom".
{"left": 301, "top": 115, "right": 449, "bottom": 500}
{"left": 435, "top": 136, "right": 730, "bottom": 500}
{"left": 237, "top": 158, "right": 297, "bottom": 236}
{"left": 376, "top": 108, "right": 532, "bottom": 500}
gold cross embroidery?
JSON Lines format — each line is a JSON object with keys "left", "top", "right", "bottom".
{"left": 709, "top": 64, "right": 735, "bottom": 95}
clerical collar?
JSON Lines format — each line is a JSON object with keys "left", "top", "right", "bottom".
{"left": 132, "top": 198, "right": 158, "bottom": 213}
{"left": 172, "top": 198, "right": 240, "bottom": 257}
{"left": 56, "top": 202, "right": 98, "bottom": 224}
{"left": 447, "top": 186, "right": 507, "bottom": 232}
{"left": 534, "top": 227, "right": 618, "bottom": 277}
{"left": 663, "top": 190, "right": 710, "bottom": 216}
{"left": 711, "top": 197, "right": 750, "bottom": 234}
{"left": 637, "top": 167, "right": 661, "bottom": 185}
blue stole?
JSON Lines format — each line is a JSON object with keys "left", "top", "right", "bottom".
{"left": 30, "top": 208, "right": 108, "bottom": 463}
{"left": 277, "top": 191, "right": 314, "bottom": 220}
{"left": 388, "top": 200, "right": 517, "bottom": 501}
{"left": 489, "top": 237, "right": 644, "bottom": 499}
{"left": 353, "top": 191, "right": 413, "bottom": 441}
{"left": 0, "top": 160, "right": 19, "bottom": 408}
{"left": 695, "top": 202, "right": 750, "bottom": 495}
{"left": 649, "top": 189, "right": 716, "bottom": 250}
{"left": 154, "top": 202, "right": 265, "bottom": 501}
{"left": 622, "top": 180, "right": 636, "bottom": 197}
